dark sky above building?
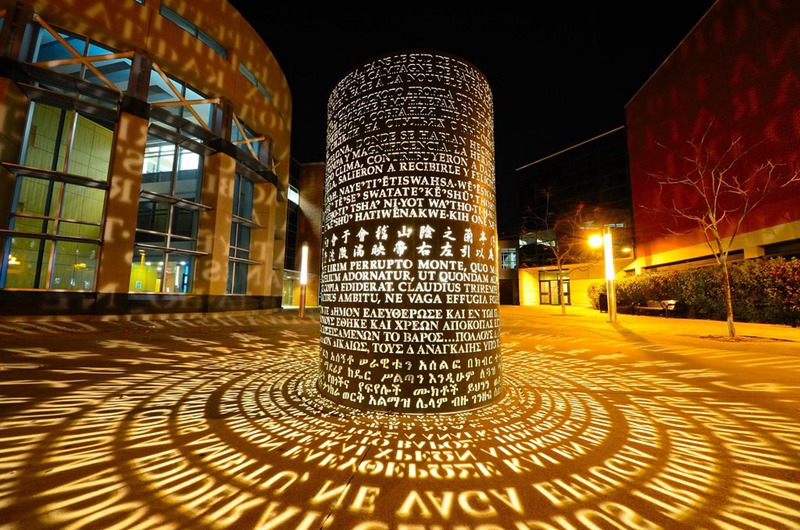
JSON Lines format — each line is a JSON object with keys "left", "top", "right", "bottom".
{"left": 227, "top": 2, "right": 717, "bottom": 231}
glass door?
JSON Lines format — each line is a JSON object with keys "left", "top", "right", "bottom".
{"left": 539, "top": 271, "right": 571, "bottom": 306}
{"left": 539, "top": 280, "right": 551, "bottom": 305}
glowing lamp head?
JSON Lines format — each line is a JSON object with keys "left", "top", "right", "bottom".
{"left": 300, "top": 243, "right": 308, "bottom": 286}
{"left": 588, "top": 234, "right": 603, "bottom": 248}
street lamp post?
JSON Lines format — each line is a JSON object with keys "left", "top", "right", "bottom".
{"left": 603, "top": 226, "right": 617, "bottom": 323}
{"left": 299, "top": 242, "right": 308, "bottom": 319}
{"left": 589, "top": 227, "right": 617, "bottom": 323}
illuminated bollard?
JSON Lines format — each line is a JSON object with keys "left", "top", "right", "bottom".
{"left": 318, "top": 51, "right": 503, "bottom": 413}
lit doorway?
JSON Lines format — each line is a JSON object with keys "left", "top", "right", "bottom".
{"left": 539, "top": 270, "right": 570, "bottom": 306}
{"left": 282, "top": 274, "right": 298, "bottom": 306}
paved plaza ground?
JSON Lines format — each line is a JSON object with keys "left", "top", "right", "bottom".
{"left": 0, "top": 305, "right": 799, "bottom": 529}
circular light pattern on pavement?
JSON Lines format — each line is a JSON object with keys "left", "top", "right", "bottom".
{"left": 0, "top": 313, "right": 798, "bottom": 528}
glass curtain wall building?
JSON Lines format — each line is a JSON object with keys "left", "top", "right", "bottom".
{"left": 0, "top": 0, "right": 292, "bottom": 317}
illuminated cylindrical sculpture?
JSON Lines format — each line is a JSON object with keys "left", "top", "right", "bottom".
{"left": 318, "top": 51, "right": 502, "bottom": 413}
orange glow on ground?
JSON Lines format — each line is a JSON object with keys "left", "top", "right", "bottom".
{"left": 0, "top": 308, "right": 799, "bottom": 528}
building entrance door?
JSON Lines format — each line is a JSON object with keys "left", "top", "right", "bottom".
{"left": 538, "top": 271, "right": 570, "bottom": 306}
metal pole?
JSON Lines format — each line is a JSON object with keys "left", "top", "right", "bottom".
{"left": 299, "top": 243, "right": 308, "bottom": 319}
{"left": 603, "top": 227, "right": 617, "bottom": 323}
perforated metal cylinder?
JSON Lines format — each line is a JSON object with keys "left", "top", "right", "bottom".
{"left": 318, "top": 51, "right": 502, "bottom": 413}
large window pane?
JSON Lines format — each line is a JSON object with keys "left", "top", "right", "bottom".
{"left": 131, "top": 75, "right": 211, "bottom": 295}
{"left": 129, "top": 249, "right": 166, "bottom": 293}
{"left": 169, "top": 255, "right": 195, "bottom": 293}
{"left": 21, "top": 103, "right": 112, "bottom": 180}
{"left": 501, "top": 248, "right": 517, "bottom": 269}
{"left": 58, "top": 220, "right": 102, "bottom": 240}
{"left": 3, "top": 237, "right": 51, "bottom": 289}
{"left": 227, "top": 261, "right": 248, "bottom": 295}
{"left": 84, "top": 57, "right": 133, "bottom": 93}
{"left": 14, "top": 177, "right": 54, "bottom": 217}
{"left": 171, "top": 207, "right": 197, "bottom": 239}
{"left": 133, "top": 137, "right": 204, "bottom": 293}
{"left": 67, "top": 114, "right": 113, "bottom": 179}
{"left": 147, "top": 73, "right": 214, "bottom": 129}
{"left": 52, "top": 241, "right": 97, "bottom": 291}
{"left": 143, "top": 140, "right": 176, "bottom": 190}
{"left": 21, "top": 103, "right": 70, "bottom": 172}
{"left": 183, "top": 85, "right": 213, "bottom": 129}
{"left": 5, "top": 81, "right": 111, "bottom": 291}
{"left": 129, "top": 250, "right": 194, "bottom": 293}
{"left": 32, "top": 30, "right": 86, "bottom": 68}
{"left": 175, "top": 147, "right": 201, "bottom": 202}
{"left": 233, "top": 177, "right": 254, "bottom": 219}
{"left": 147, "top": 71, "right": 182, "bottom": 109}
{"left": 60, "top": 184, "right": 105, "bottom": 227}
{"left": 136, "top": 201, "right": 170, "bottom": 235}
{"left": 231, "top": 119, "right": 262, "bottom": 157}
{"left": 9, "top": 214, "right": 43, "bottom": 234}
{"left": 234, "top": 225, "right": 250, "bottom": 258}
{"left": 227, "top": 173, "right": 256, "bottom": 294}
{"left": 30, "top": 27, "right": 129, "bottom": 94}
{"left": 11, "top": 178, "right": 102, "bottom": 240}
{"left": 142, "top": 139, "right": 203, "bottom": 200}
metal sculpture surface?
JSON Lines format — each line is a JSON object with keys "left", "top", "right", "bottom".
{"left": 319, "top": 51, "right": 502, "bottom": 412}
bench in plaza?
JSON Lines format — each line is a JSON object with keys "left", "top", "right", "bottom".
{"left": 635, "top": 300, "right": 678, "bottom": 317}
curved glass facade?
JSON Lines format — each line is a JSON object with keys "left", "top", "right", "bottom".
{"left": 0, "top": 1, "right": 291, "bottom": 317}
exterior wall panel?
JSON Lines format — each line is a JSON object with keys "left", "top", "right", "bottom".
{"left": 626, "top": 0, "right": 800, "bottom": 265}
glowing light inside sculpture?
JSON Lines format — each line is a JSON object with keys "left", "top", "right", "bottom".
{"left": 319, "top": 51, "right": 503, "bottom": 412}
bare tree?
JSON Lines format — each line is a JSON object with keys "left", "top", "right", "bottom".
{"left": 649, "top": 124, "right": 800, "bottom": 337}
{"left": 523, "top": 189, "right": 600, "bottom": 315}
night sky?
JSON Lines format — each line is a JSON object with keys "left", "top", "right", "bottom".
{"left": 227, "top": 2, "right": 717, "bottom": 232}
